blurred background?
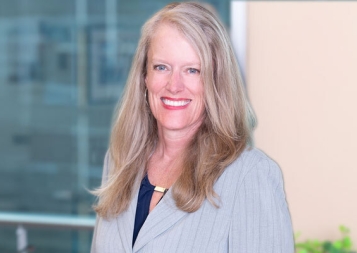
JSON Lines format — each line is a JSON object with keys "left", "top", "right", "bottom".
{"left": 0, "top": 0, "right": 356, "bottom": 252}
{"left": 0, "top": 0, "right": 229, "bottom": 252}
{"left": 244, "top": 1, "right": 357, "bottom": 248}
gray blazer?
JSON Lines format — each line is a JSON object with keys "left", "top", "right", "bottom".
{"left": 91, "top": 148, "right": 294, "bottom": 253}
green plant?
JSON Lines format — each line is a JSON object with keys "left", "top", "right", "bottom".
{"left": 295, "top": 226, "right": 356, "bottom": 253}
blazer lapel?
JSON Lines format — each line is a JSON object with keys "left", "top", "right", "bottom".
{"left": 116, "top": 188, "right": 139, "bottom": 252}
{"left": 133, "top": 189, "right": 188, "bottom": 252}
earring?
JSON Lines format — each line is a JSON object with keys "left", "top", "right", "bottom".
{"left": 144, "top": 87, "right": 149, "bottom": 107}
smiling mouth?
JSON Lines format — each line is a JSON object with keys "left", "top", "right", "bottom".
{"left": 161, "top": 98, "right": 191, "bottom": 107}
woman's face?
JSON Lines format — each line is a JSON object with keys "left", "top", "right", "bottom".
{"left": 145, "top": 23, "right": 205, "bottom": 134}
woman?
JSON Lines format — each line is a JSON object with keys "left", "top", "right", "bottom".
{"left": 91, "top": 2, "right": 294, "bottom": 253}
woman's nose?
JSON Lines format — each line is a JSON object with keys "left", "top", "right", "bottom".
{"left": 166, "top": 70, "right": 184, "bottom": 94}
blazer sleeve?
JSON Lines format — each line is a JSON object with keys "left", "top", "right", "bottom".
{"left": 228, "top": 157, "right": 295, "bottom": 253}
{"left": 90, "top": 150, "right": 111, "bottom": 253}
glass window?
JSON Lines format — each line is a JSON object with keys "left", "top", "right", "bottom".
{"left": 0, "top": 1, "right": 230, "bottom": 252}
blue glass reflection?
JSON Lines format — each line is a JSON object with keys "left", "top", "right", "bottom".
{"left": 0, "top": 0, "right": 229, "bottom": 252}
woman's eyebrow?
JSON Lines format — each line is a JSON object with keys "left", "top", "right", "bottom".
{"left": 151, "top": 58, "right": 201, "bottom": 66}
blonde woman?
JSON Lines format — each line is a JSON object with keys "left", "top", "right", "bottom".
{"left": 91, "top": 2, "right": 294, "bottom": 253}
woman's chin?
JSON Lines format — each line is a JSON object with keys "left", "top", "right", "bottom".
{"left": 157, "top": 120, "right": 203, "bottom": 135}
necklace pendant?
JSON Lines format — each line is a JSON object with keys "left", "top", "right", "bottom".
{"left": 154, "top": 186, "right": 167, "bottom": 193}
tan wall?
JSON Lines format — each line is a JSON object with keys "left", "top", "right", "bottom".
{"left": 246, "top": 2, "right": 357, "bottom": 243}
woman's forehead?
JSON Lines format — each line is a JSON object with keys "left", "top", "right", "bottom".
{"left": 147, "top": 23, "right": 201, "bottom": 64}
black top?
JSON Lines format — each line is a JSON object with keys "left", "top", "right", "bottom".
{"left": 132, "top": 175, "right": 155, "bottom": 246}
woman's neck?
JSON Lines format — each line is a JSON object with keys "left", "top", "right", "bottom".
{"left": 147, "top": 123, "right": 200, "bottom": 188}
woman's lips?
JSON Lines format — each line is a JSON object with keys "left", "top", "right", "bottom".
{"left": 161, "top": 97, "right": 191, "bottom": 108}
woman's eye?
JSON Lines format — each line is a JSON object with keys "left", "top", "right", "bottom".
{"left": 154, "top": 65, "right": 166, "bottom": 71}
{"left": 188, "top": 68, "right": 200, "bottom": 74}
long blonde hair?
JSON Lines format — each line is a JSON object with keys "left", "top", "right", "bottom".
{"left": 93, "top": 2, "right": 256, "bottom": 218}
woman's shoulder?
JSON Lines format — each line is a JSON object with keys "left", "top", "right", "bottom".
{"left": 218, "top": 147, "right": 284, "bottom": 194}
{"left": 229, "top": 147, "right": 281, "bottom": 173}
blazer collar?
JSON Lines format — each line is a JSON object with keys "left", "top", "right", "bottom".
{"left": 132, "top": 189, "right": 188, "bottom": 252}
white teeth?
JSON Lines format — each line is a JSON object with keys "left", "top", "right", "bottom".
{"left": 162, "top": 98, "right": 191, "bottom": 107}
